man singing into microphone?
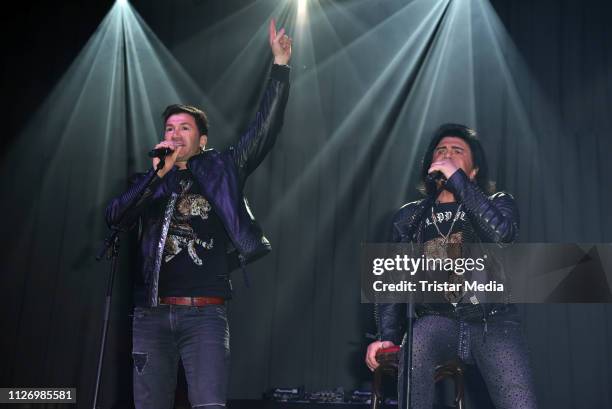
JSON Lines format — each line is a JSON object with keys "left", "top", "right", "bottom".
{"left": 105, "top": 20, "right": 291, "bottom": 409}
{"left": 365, "top": 124, "right": 537, "bottom": 408}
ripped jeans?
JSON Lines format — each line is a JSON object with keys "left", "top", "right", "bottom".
{"left": 398, "top": 314, "right": 538, "bottom": 409}
{"left": 132, "top": 304, "right": 230, "bottom": 409}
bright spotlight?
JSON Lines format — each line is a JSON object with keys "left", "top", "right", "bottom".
{"left": 297, "top": 0, "right": 308, "bottom": 21}
{"left": 117, "top": 0, "right": 128, "bottom": 5}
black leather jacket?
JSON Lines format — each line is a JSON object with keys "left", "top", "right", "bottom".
{"left": 376, "top": 169, "right": 520, "bottom": 344}
{"left": 105, "top": 64, "right": 290, "bottom": 307}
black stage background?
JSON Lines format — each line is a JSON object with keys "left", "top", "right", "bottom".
{"left": 1, "top": 1, "right": 612, "bottom": 408}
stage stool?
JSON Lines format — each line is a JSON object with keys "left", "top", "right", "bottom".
{"left": 371, "top": 346, "right": 465, "bottom": 409}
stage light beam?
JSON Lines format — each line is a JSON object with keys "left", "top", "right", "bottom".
{"left": 297, "top": 0, "right": 308, "bottom": 24}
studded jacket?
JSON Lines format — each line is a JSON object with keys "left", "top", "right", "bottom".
{"left": 105, "top": 64, "right": 290, "bottom": 307}
{"left": 375, "top": 169, "right": 520, "bottom": 344}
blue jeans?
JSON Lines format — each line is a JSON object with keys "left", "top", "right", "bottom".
{"left": 398, "top": 314, "right": 538, "bottom": 409}
{"left": 132, "top": 304, "right": 230, "bottom": 409}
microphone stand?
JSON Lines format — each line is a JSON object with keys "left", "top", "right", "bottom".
{"left": 92, "top": 159, "right": 165, "bottom": 409}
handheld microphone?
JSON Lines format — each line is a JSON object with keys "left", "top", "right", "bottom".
{"left": 426, "top": 171, "right": 446, "bottom": 183}
{"left": 148, "top": 147, "right": 173, "bottom": 158}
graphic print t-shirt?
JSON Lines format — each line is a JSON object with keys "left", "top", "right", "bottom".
{"left": 422, "top": 202, "right": 474, "bottom": 303}
{"left": 158, "top": 169, "right": 231, "bottom": 298}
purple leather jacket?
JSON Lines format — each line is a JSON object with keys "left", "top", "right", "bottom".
{"left": 375, "top": 169, "right": 520, "bottom": 344}
{"left": 106, "top": 64, "right": 290, "bottom": 307}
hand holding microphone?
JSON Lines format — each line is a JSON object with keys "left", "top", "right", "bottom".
{"left": 151, "top": 141, "right": 179, "bottom": 177}
{"left": 427, "top": 159, "right": 459, "bottom": 183}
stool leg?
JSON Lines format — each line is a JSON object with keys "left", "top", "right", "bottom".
{"left": 371, "top": 367, "right": 384, "bottom": 409}
{"left": 371, "top": 394, "right": 380, "bottom": 409}
{"left": 454, "top": 372, "right": 465, "bottom": 409}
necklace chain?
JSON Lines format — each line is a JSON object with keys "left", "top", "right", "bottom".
{"left": 431, "top": 203, "right": 463, "bottom": 244}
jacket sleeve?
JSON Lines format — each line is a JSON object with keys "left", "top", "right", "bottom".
{"left": 445, "top": 168, "right": 520, "bottom": 243}
{"left": 229, "top": 64, "right": 290, "bottom": 182}
{"left": 105, "top": 168, "right": 163, "bottom": 229}
{"left": 374, "top": 207, "right": 411, "bottom": 344}
{"left": 375, "top": 303, "right": 406, "bottom": 345}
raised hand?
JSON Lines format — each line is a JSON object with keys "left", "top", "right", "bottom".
{"left": 269, "top": 19, "right": 292, "bottom": 65}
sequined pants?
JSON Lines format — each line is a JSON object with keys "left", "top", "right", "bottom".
{"left": 398, "top": 314, "right": 538, "bottom": 409}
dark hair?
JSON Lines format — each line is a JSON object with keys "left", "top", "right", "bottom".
{"left": 162, "top": 104, "right": 209, "bottom": 136}
{"left": 419, "top": 123, "right": 494, "bottom": 195}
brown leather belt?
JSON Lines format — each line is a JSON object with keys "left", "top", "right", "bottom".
{"left": 158, "top": 296, "right": 224, "bottom": 306}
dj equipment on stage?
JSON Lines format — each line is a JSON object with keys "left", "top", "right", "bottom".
{"left": 305, "top": 387, "right": 345, "bottom": 403}
{"left": 263, "top": 386, "right": 397, "bottom": 406}
{"left": 265, "top": 387, "right": 305, "bottom": 402}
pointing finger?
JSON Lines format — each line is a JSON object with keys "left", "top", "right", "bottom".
{"left": 269, "top": 19, "right": 276, "bottom": 45}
